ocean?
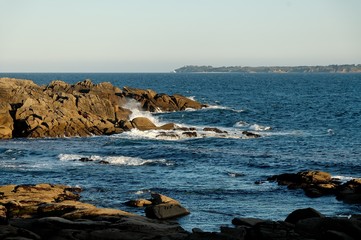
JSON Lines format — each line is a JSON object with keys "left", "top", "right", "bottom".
{"left": 0, "top": 72, "right": 361, "bottom": 231}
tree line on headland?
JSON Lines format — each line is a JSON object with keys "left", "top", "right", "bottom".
{"left": 174, "top": 64, "right": 361, "bottom": 73}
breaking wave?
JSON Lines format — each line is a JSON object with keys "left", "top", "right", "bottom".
{"left": 58, "top": 154, "right": 172, "bottom": 166}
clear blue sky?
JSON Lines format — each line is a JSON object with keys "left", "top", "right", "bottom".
{"left": 0, "top": 0, "right": 360, "bottom": 72}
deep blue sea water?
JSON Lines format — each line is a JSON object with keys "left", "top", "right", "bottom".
{"left": 0, "top": 73, "right": 361, "bottom": 231}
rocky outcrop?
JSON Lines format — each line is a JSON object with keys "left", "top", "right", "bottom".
{"left": 0, "top": 78, "right": 205, "bottom": 139}
{"left": 126, "top": 193, "right": 190, "bottom": 220}
{"left": 122, "top": 86, "right": 207, "bottom": 112}
{"left": 266, "top": 170, "right": 361, "bottom": 203}
{"left": 0, "top": 184, "right": 189, "bottom": 240}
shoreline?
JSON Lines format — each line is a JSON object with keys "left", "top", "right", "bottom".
{"left": 1, "top": 172, "right": 361, "bottom": 240}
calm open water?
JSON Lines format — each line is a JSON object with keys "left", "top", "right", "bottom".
{"left": 0, "top": 72, "right": 361, "bottom": 231}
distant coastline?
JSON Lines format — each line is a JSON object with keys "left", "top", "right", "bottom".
{"left": 174, "top": 64, "right": 361, "bottom": 73}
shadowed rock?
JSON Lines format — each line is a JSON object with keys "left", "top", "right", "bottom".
{"left": 0, "top": 184, "right": 189, "bottom": 240}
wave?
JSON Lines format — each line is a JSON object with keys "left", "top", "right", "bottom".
{"left": 58, "top": 153, "right": 172, "bottom": 166}
{"left": 234, "top": 121, "right": 272, "bottom": 131}
{"left": 203, "top": 105, "right": 245, "bottom": 113}
{"left": 332, "top": 175, "right": 355, "bottom": 183}
{"left": 113, "top": 127, "right": 247, "bottom": 141}
{"left": 123, "top": 99, "right": 164, "bottom": 125}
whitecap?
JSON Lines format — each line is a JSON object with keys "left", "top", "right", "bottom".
{"left": 205, "top": 105, "right": 244, "bottom": 113}
{"left": 249, "top": 124, "right": 272, "bottom": 131}
{"left": 57, "top": 153, "right": 172, "bottom": 166}
{"left": 133, "top": 189, "right": 151, "bottom": 195}
{"left": 332, "top": 175, "right": 355, "bottom": 183}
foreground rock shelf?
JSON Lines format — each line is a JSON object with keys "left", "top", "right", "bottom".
{"left": 1, "top": 182, "right": 360, "bottom": 240}
{"left": 0, "top": 183, "right": 189, "bottom": 240}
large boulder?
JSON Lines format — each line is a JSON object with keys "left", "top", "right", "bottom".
{"left": 131, "top": 117, "right": 158, "bottom": 130}
{"left": 145, "top": 193, "right": 190, "bottom": 220}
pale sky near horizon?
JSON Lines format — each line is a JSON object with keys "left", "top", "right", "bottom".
{"left": 0, "top": 0, "right": 360, "bottom": 72}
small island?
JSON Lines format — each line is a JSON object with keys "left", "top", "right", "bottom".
{"left": 174, "top": 64, "right": 361, "bottom": 73}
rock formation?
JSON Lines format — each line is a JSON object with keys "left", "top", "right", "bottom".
{"left": 0, "top": 78, "right": 205, "bottom": 139}
{"left": 126, "top": 193, "right": 190, "bottom": 220}
{"left": 0, "top": 183, "right": 189, "bottom": 240}
{"left": 266, "top": 170, "right": 361, "bottom": 202}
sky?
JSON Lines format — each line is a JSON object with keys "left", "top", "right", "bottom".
{"left": 0, "top": 0, "right": 360, "bottom": 72}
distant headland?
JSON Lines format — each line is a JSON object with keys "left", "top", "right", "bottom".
{"left": 174, "top": 64, "right": 361, "bottom": 73}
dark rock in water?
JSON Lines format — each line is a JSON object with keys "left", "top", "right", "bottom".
{"left": 177, "top": 127, "right": 196, "bottom": 131}
{"left": 242, "top": 131, "right": 261, "bottom": 138}
{"left": 336, "top": 178, "right": 361, "bottom": 203}
{"left": 156, "top": 132, "right": 180, "bottom": 139}
{"left": 267, "top": 170, "right": 339, "bottom": 198}
{"left": 182, "top": 131, "right": 198, "bottom": 137}
{"left": 79, "top": 157, "right": 93, "bottom": 162}
{"left": 203, "top": 127, "right": 227, "bottom": 134}
{"left": 285, "top": 208, "right": 324, "bottom": 224}
{"left": 99, "top": 160, "right": 110, "bottom": 164}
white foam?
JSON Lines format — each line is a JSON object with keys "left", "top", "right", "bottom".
{"left": 134, "top": 189, "right": 151, "bottom": 195}
{"left": 332, "top": 175, "right": 354, "bottom": 182}
{"left": 205, "top": 105, "right": 244, "bottom": 113}
{"left": 234, "top": 121, "right": 271, "bottom": 131}
{"left": 249, "top": 124, "right": 272, "bottom": 131}
{"left": 58, "top": 153, "right": 171, "bottom": 166}
{"left": 124, "top": 99, "right": 164, "bottom": 126}
{"left": 187, "top": 96, "right": 196, "bottom": 101}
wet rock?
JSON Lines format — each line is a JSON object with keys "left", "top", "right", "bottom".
{"left": 203, "top": 127, "right": 227, "bottom": 134}
{"left": 79, "top": 157, "right": 93, "bottom": 162}
{"left": 336, "top": 179, "right": 361, "bottom": 203}
{"left": 156, "top": 132, "right": 180, "bottom": 139}
{"left": 182, "top": 131, "right": 198, "bottom": 137}
{"left": 242, "top": 131, "right": 261, "bottom": 138}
